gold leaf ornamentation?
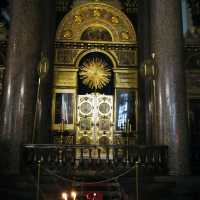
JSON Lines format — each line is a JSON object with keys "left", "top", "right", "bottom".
{"left": 63, "top": 30, "right": 73, "bottom": 39}
{"left": 111, "top": 16, "right": 119, "bottom": 24}
{"left": 121, "top": 31, "right": 129, "bottom": 40}
{"left": 79, "top": 58, "right": 111, "bottom": 90}
{"left": 74, "top": 15, "right": 83, "bottom": 24}
{"left": 93, "top": 9, "right": 101, "bottom": 17}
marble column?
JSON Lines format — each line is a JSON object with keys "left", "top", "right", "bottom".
{"left": 150, "top": 0, "right": 190, "bottom": 175}
{"left": 138, "top": 0, "right": 153, "bottom": 145}
{"left": 35, "top": 0, "right": 56, "bottom": 144}
{"left": 0, "top": 0, "right": 41, "bottom": 174}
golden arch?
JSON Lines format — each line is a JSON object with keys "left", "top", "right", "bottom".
{"left": 56, "top": 2, "right": 137, "bottom": 43}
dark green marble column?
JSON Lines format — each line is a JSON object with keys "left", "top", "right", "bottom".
{"left": 150, "top": 0, "right": 190, "bottom": 175}
{"left": 0, "top": 0, "right": 41, "bottom": 174}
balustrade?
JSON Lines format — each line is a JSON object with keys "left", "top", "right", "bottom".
{"left": 23, "top": 144, "right": 168, "bottom": 176}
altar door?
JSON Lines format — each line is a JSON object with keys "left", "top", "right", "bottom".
{"left": 77, "top": 94, "right": 113, "bottom": 146}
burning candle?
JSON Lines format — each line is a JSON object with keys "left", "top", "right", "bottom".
{"left": 62, "top": 193, "right": 68, "bottom": 200}
{"left": 71, "top": 191, "right": 77, "bottom": 200}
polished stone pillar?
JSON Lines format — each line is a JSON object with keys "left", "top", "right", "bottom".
{"left": 0, "top": 0, "right": 41, "bottom": 174}
{"left": 138, "top": 0, "right": 152, "bottom": 145}
{"left": 36, "top": 0, "right": 56, "bottom": 143}
{"left": 150, "top": 0, "right": 190, "bottom": 175}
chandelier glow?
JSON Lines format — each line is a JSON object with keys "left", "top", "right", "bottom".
{"left": 79, "top": 57, "right": 111, "bottom": 90}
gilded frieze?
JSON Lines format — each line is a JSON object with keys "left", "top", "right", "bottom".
{"left": 114, "top": 49, "right": 137, "bottom": 66}
{"left": 54, "top": 42, "right": 138, "bottom": 67}
{"left": 54, "top": 70, "right": 77, "bottom": 87}
{"left": 55, "top": 49, "right": 80, "bottom": 64}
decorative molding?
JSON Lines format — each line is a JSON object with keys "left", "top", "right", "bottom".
{"left": 55, "top": 41, "right": 137, "bottom": 50}
{"left": 54, "top": 41, "right": 138, "bottom": 66}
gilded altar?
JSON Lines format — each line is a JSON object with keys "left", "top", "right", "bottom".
{"left": 52, "top": 1, "right": 138, "bottom": 146}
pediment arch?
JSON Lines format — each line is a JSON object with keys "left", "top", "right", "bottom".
{"left": 56, "top": 2, "right": 137, "bottom": 43}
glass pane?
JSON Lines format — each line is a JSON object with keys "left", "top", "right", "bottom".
{"left": 55, "top": 93, "right": 74, "bottom": 124}
{"left": 116, "top": 89, "right": 135, "bottom": 132}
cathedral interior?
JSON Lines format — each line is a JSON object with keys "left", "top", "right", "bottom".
{"left": 0, "top": 0, "right": 200, "bottom": 200}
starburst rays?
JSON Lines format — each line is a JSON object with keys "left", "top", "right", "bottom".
{"left": 79, "top": 57, "right": 111, "bottom": 90}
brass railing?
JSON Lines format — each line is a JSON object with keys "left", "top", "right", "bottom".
{"left": 23, "top": 144, "right": 168, "bottom": 176}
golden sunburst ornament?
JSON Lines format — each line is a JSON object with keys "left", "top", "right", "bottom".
{"left": 79, "top": 57, "right": 111, "bottom": 90}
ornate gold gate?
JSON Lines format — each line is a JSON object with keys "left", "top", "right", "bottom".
{"left": 77, "top": 93, "right": 113, "bottom": 145}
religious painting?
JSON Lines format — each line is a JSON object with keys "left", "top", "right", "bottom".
{"left": 99, "top": 119, "right": 110, "bottom": 131}
{"left": 81, "top": 26, "right": 112, "bottom": 41}
{"left": 80, "top": 118, "right": 91, "bottom": 131}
